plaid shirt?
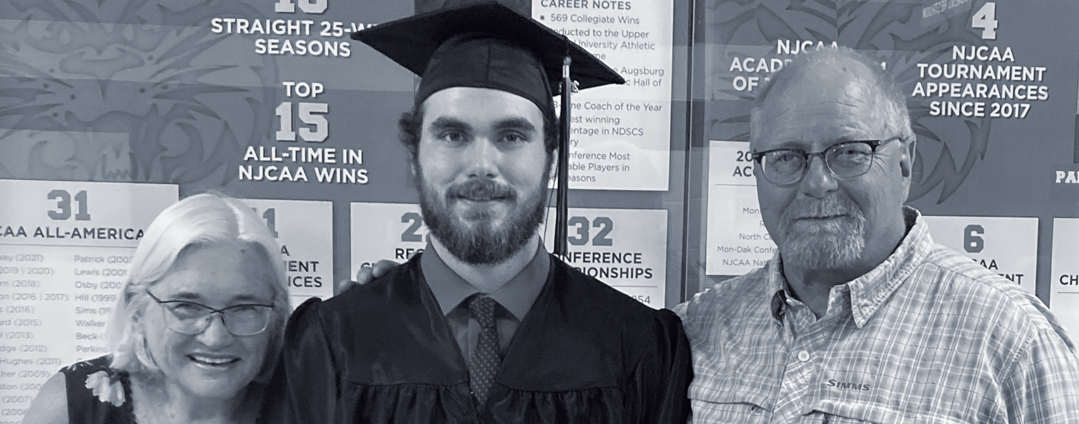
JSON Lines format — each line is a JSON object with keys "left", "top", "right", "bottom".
{"left": 675, "top": 207, "right": 1079, "bottom": 423}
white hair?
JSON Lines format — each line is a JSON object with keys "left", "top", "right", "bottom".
{"left": 105, "top": 192, "right": 290, "bottom": 382}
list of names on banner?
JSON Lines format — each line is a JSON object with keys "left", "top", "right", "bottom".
{"left": 0, "top": 180, "right": 177, "bottom": 421}
{"left": 705, "top": 140, "right": 775, "bottom": 276}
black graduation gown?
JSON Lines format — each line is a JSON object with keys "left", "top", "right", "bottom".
{"left": 260, "top": 253, "right": 692, "bottom": 424}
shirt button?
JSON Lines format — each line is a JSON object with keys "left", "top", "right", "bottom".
{"left": 797, "top": 351, "right": 810, "bottom": 362}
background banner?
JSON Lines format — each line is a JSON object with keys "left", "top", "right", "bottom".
{"left": 692, "top": 0, "right": 1079, "bottom": 333}
{"left": 4, "top": 0, "right": 1079, "bottom": 418}
{"left": 0, "top": 0, "right": 688, "bottom": 418}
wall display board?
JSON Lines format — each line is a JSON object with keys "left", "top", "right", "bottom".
{"left": 351, "top": 203, "right": 666, "bottom": 308}
{"left": 0, "top": 0, "right": 418, "bottom": 279}
{"left": 705, "top": 140, "right": 774, "bottom": 275}
{"left": 0, "top": 1, "right": 412, "bottom": 417}
{"left": 0, "top": 179, "right": 177, "bottom": 418}
{"left": 349, "top": 202, "right": 431, "bottom": 272}
{"left": 540, "top": 207, "right": 668, "bottom": 308}
{"left": 920, "top": 216, "right": 1037, "bottom": 294}
{"left": 241, "top": 198, "right": 334, "bottom": 307}
{"left": 532, "top": 0, "right": 673, "bottom": 191}
{"left": 0, "top": 0, "right": 414, "bottom": 200}
{"left": 689, "top": 0, "right": 1079, "bottom": 317}
{"left": 1050, "top": 218, "right": 1079, "bottom": 339}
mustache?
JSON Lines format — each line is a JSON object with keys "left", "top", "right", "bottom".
{"left": 446, "top": 179, "right": 516, "bottom": 201}
{"left": 783, "top": 197, "right": 860, "bottom": 221}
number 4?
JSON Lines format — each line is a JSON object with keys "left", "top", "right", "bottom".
{"left": 972, "top": 2, "right": 997, "bottom": 40}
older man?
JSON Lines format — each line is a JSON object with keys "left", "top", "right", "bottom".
{"left": 675, "top": 47, "right": 1079, "bottom": 422}
{"left": 261, "top": 3, "right": 691, "bottom": 423}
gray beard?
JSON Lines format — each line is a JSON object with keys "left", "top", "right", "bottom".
{"left": 418, "top": 173, "right": 546, "bottom": 266}
{"left": 776, "top": 198, "right": 867, "bottom": 270}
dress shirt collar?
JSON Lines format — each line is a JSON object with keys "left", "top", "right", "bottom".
{"left": 768, "top": 206, "right": 931, "bottom": 328}
{"left": 421, "top": 240, "right": 550, "bottom": 321}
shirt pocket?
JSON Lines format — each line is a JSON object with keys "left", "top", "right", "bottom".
{"left": 686, "top": 345, "right": 778, "bottom": 424}
{"left": 814, "top": 401, "right": 966, "bottom": 424}
{"left": 813, "top": 401, "right": 899, "bottom": 424}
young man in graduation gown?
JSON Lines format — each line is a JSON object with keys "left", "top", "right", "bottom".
{"left": 259, "top": 3, "right": 692, "bottom": 423}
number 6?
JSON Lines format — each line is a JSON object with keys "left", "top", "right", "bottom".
{"left": 964, "top": 224, "right": 984, "bottom": 253}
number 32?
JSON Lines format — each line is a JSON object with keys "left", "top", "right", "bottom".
{"left": 568, "top": 216, "right": 613, "bottom": 247}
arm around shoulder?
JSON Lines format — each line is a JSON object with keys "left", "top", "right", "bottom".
{"left": 21, "top": 371, "right": 70, "bottom": 424}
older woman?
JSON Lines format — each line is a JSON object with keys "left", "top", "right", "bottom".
{"left": 22, "top": 193, "right": 290, "bottom": 424}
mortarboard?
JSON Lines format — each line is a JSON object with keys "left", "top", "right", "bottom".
{"left": 352, "top": 1, "right": 625, "bottom": 256}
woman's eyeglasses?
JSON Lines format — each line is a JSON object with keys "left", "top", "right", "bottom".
{"left": 146, "top": 290, "right": 274, "bottom": 337}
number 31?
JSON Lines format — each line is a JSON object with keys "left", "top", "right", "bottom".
{"left": 47, "top": 189, "right": 90, "bottom": 221}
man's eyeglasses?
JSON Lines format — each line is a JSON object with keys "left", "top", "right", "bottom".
{"left": 146, "top": 290, "right": 274, "bottom": 337}
{"left": 750, "top": 137, "right": 902, "bottom": 186}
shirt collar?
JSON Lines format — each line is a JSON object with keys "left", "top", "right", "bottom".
{"left": 846, "top": 206, "right": 930, "bottom": 327}
{"left": 420, "top": 240, "right": 550, "bottom": 321}
{"left": 768, "top": 206, "right": 932, "bottom": 327}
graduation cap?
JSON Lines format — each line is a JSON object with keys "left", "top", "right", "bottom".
{"left": 352, "top": 1, "right": 624, "bottom": 257}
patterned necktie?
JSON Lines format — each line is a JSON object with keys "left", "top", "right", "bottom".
{"left": 468, "top": 294, "right": 499, "bottom": 410}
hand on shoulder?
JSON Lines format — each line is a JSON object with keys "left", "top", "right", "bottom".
{"left": 334, "top": 260, "right": 401, "bottom": 295}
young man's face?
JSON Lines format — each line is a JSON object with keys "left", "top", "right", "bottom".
{"left": 415, "top": 87, "right": 551, "bottom": 265}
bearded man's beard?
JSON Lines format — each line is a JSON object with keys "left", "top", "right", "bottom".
{"left": 419, "top": 173, "right": 547, "bottom": 265}
{"left": 776, "top": 196, "right": 867, "bottom": 270}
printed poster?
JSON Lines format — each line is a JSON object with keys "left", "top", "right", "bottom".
{"left": 533, "top": 0, "right": 673, "bottom": 191}
{"left": 0, "top": 179, "right": 177, "bottom": 417}
{"left": 241, "top": 198, "right": 334, "bottom": 307}
{"left": 700, "top": 0, "right": 1079, "bottom": 302}
{"left": 1050, "top": 218, "right": 1079, "bottom": 340}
